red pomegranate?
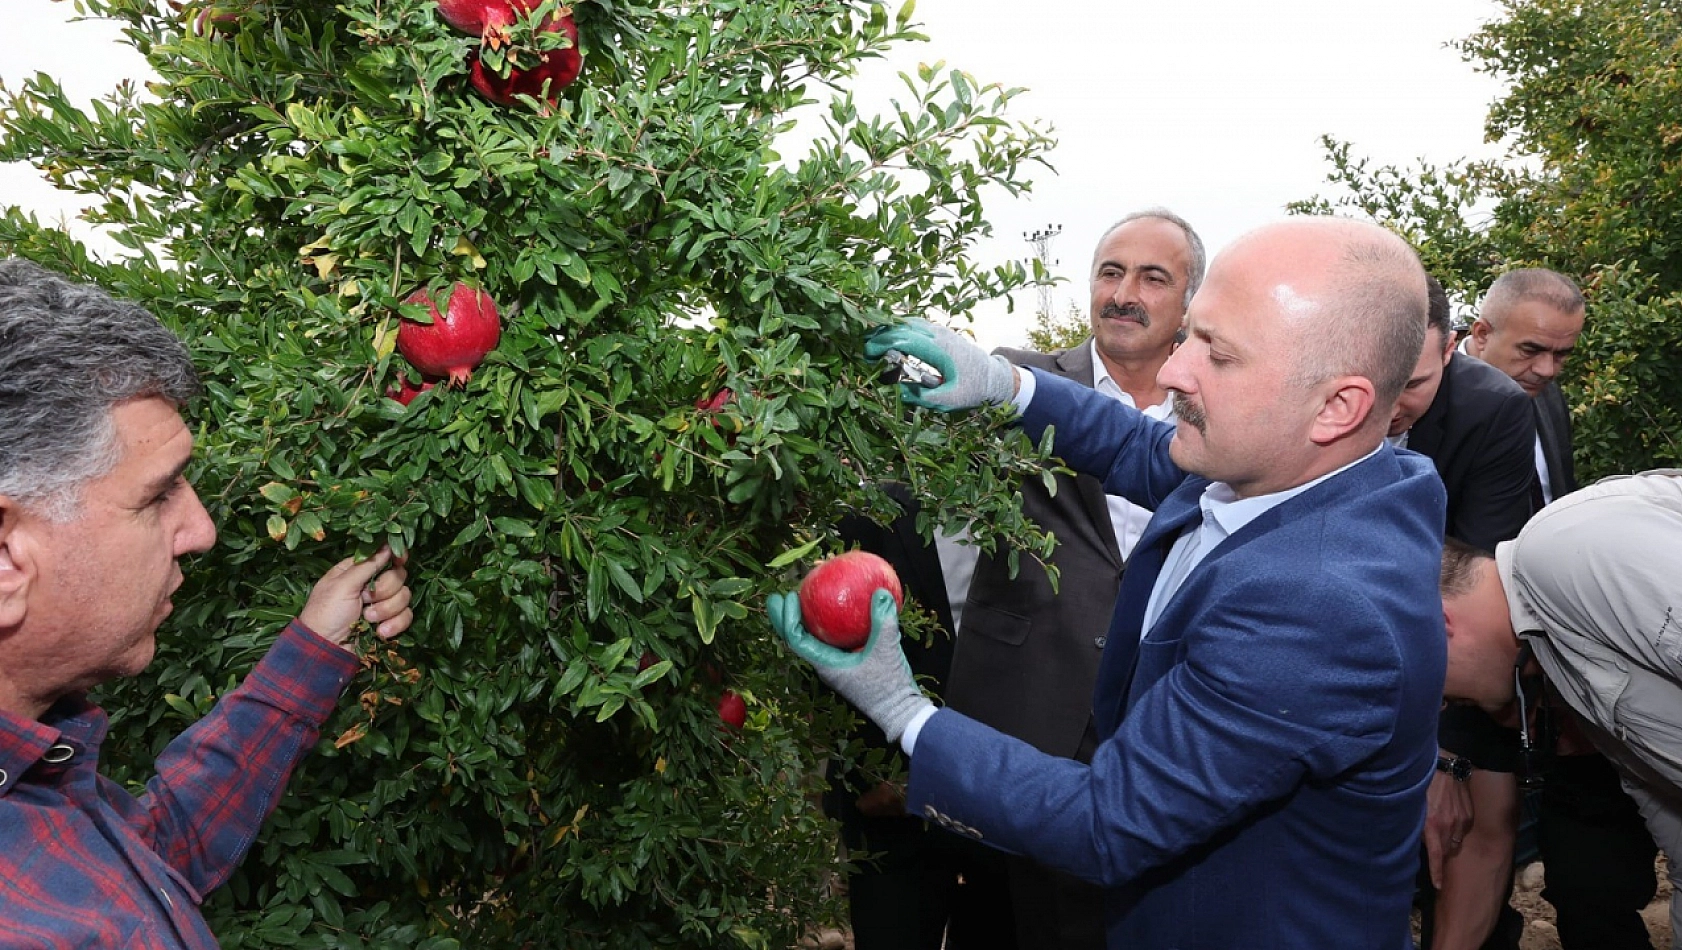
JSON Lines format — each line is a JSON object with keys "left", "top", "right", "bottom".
{"left": 694, "top": 388, "right": 733, "bottom": 413}
{"left": 467, "top": 11, "right": 582, "bottom": 107}
{"left": 396, "top": 282, "right": 501, "bottom": 386}
{"left": 716, "top": 690, "right": 747, "bottom": 730}
{"left": 436, "top": 0, "right": 547, "bottom": 38}
{"left": 798, "top": 551, "right": 905, "bottom": 651}
{"left": 387, "top": 375, "right": 437, "bottom": 406}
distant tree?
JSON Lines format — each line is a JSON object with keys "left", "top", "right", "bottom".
{"left": 1293, "top": 0, "right": 1682, "bottom": 479}
{"left": 1025, "top": 297, "right": 1088, "bottom": 353}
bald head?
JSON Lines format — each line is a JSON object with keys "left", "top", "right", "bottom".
{"left": 1231, "top": 218, "right": 1429, "bottom": 413}
{"left": 1157, "top": 217, "right": 1431, "bottom": 497}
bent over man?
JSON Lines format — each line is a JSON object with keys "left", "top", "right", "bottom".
{"left": 1441, "top": 470, "right": 1682, "bottom": 949}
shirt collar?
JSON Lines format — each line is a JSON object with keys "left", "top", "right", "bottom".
{"left": 1495, "top": 538, "right": 1547, "bottom": 636}
{"left": 0, "top": 696, "right": 104, "bottom": 797}
{"left": 1087, "top": 339, "right": 1173, "bottom": 417}
{"left": 1197, "top": 443, "right": 1387, "bottom": 543}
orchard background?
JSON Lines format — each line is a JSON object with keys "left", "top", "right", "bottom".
{"left": 6, "top": 0, "right": 1682, "bottom": 946}
{"left": 0, "top": 1, "right": 1059, "bottom": 946}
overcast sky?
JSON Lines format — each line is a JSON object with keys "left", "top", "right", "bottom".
{"left": 1, "top": 0, "right": 1507, "bottom": 348}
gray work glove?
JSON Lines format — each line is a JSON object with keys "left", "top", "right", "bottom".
{"left": 768, "top": 588, "right": 933, "bottom": 744}
{"left": 864, "top": 319, "right": 1018, "bottom": 412}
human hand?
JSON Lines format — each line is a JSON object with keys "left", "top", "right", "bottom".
{"left": 863, "top": 319, "right": 1018, "bottom": 411}
{"left": 767, "top": 588, "right": 932, "bottom": 743}
{"left": 299, "top": 546, "right": 414, "bottom": 651}
{"left": 1423, "top": 767, "right": 1474, "bottom": 888}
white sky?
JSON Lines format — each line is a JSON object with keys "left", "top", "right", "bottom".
{"left": 1, "top": 0, "right": 1507, "bottom": 348}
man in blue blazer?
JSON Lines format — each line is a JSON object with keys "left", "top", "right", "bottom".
{"left": 771, "top": 218, "right": 1449, "bottom": 949}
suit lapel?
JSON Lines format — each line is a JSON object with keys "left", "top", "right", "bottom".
{"left": 1092, "top": 483, "right": 1205, "bottom": 734}
{"left": 1406, "top": 354, "right": 1455, "bottom": 460}
{"left": 1054, "top": 342, "right": 1126, "bottom": 570}
{"left": 1535, "top": 384, "right": 1575, "bottom": 497}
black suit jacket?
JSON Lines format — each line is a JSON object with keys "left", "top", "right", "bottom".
{"left": 1535, "top": 380, "right": 1578, "bottom": 501}
{"left": 1406, "top": 353, "right": 1537, "bottom": 553}
{"left": 943, "top": 340, "right": 1126, "bottom": 760}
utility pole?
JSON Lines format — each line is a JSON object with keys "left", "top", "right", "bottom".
{"left": 1023, "top": 224, "right": 1062, "bottom": 322}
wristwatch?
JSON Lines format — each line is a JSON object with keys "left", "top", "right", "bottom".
{"left": 1436, "top": 754, "right": 1473, "bottom": 782}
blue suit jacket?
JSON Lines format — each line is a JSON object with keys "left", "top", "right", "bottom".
{"left": 907, "top": 370, "right": 1448, "bottom": 950}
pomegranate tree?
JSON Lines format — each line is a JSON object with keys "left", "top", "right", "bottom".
{"left": 0, "top": 0, "right": 1057, "bottom": 945}
{"left": 395, "top": 282, "right": 501, "bottom": 386}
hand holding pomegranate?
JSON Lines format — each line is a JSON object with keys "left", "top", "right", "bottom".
{"left": 299, "top": 546, "right": 414, "bottom": 651}
{"left": 798, "top": 551, "right": 904, "bottom": 651}
{"left": 766, "top": 587, "right": 931, "bottom": 744}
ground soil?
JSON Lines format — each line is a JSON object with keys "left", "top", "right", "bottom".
{"left": 809, "top": 855, "right": 1674, "bottom": 949}
{"left": 1511, "top": 855, "right": 1671, "bottom": 949}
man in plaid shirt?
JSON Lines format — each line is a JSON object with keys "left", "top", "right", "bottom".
{"left": 0, "top": 259, "right": 415, "bottom": 948}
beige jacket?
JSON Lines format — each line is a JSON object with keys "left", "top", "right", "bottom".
{"left": 1499, "top": 469, "right": 1682, "bottom": 799}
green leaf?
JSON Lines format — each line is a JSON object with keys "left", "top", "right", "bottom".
{"left": 767, "top": 537, "right": 821, "bottom": 569}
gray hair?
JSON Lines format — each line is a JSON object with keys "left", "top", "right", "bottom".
{"left": 1092, "top": 208, "right": 1208, "bottom": 308}
{"left": 1479, "top": 268, "right": 1585, "bottom": 326}
{"left": 0, "top": 259, "right": 200, "bottom": 520}
{"left": 1289, "top": 226, "right": 1429, "bottom": 411}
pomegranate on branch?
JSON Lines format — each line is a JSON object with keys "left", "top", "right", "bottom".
{"left": 396, "top": 282, "right": 501, "bottom": 386}
{"left": 467, "top": 12, "right": 582, "bottom": 107}
{"left": 386, "top": 375, "right": 437, "bottom": 407}
{"left": 437, "top": 1, "right": 583, "bottom": 107}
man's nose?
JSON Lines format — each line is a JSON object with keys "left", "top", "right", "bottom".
{"left": 175, "top": 483, "right": 218, "bottom": 555}
{"left": 1157, "top": 342, "right": 1191, "bottom": 392}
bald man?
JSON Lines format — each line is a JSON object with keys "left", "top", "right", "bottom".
{"left": 774, "top": 219, "right": 1447, "bottom": 949}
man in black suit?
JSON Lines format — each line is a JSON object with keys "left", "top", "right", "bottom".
{"left": 1392, "top": 277, "right": 1535, "bottom": 950}
{"left": 1456, "top": 268, "right": 1658, "bottom": 950}
{"left": 940, "top": 209, "right": 1204, "bottom": 950}
{"left": 832, "top": 484, "right": 1015, "bottom": 950}
{"left": 1462, "top": 268, "right": 1583, "bottom": 505}
{"left": 1393, "top": 277, "right": 1536, "bottom": 553}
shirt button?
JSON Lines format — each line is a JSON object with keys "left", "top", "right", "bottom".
{"left": 1093, "top": 637, "right": 1107, "bottom": 649}
{"left": 160, "top": 889, "right": 173, "bottom": 909}
{"left": 43, "top": 743, "right": 74, "bottom": 764}
{"left": 0, "top": 768, "right": 8, "bottom": 787}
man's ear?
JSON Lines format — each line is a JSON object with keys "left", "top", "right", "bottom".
{"left": 1469, "top": 318, "right": 1493, "bottom": 349}
{"left": 0, "top": 497, "right": 33, "bottom": 630}
{"left": 1309, "top": 375, "right": 1377, "bottom": 445}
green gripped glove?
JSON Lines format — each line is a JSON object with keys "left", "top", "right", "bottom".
{"left": 864, "top": 319, "right": 1018, "bottom": 411}
{"left": 768, "top": 588, "right": 933, "bottom": 743}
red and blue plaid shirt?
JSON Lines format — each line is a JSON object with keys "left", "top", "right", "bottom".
{"left": 0, "top": 622, "right": 359, "bottom": 949}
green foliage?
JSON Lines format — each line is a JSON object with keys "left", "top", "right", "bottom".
{"left": 1291, "top": 0, "right": 1682, "bottom": 479}
{"left": 0, "top": 0, "right": 1055, "bottom": 945}
{"left": 1024, "top": 298, "right": 1087, "bottom": 354}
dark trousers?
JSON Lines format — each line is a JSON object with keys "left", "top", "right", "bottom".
{"left": 994, "top": 718, "right": 1107, "bottom": 950}
{"left": 1003, "top": 854, "right": 1108, "bottom": 950}
{"left": 1539, "top": 753, "right": 1657, "bottom": 950}
{"left": 845, "top": 815, "right": 1017, "bottom": 950}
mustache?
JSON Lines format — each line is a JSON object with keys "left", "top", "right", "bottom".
{"left": 1100, "top": 302, "right": 1150, "bottom": 326}
{"left": 1173, "top": 392, "right": 1206, "bottom": 434}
